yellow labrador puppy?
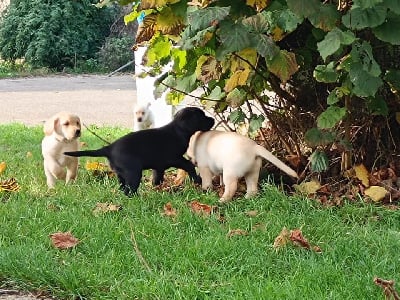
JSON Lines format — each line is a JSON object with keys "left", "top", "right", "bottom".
{"left": 41, "top": 112, "right": 81, "bottom": 188}
{"left": 187, "top": 130, "right": 299, "bottom": 203}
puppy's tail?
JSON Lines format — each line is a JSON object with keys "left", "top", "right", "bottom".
{"left": 255, "top": 145, "right": 299, "bottom": 179}
{"left": 64, "top": 147, "right": 109, "bottom": 158}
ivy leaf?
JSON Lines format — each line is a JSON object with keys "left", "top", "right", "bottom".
{"left": 304, "top": 128, "right": 335, "bottom": 147}
{"left": 286, "top": 0, "right": 320, "bottom": 18}
{"left": 367, "top": 96, "right": 388, "bottom": 116}
{"left": 242, "top": 13, "right": 270, "bottom": 34}
{"left": 317, "top": 28, "right": 356, "bottom": 61}
{"left": 308, "top": 4, "right": 340, "bottom": 32}
{"left": 384, "top": 0, "right": 400, "bottom": 14}
{"left": 327, "top": 91, "right": 339, "bottom": 105}
{"left": 342, "top": 5, "right": 387, "bottom": 30}
{"left": 226, "top": 88, "right": 247, "bottom": 108}
{"left": 246, "top": 0, "right": 270, "bottom": 12}
{"left": 353, "top": 0, "right": 383, "bottom": 9}
{"left": 254, "top": 34, "right": 279, "bottom": 59}
{"left": 372, "top": 12, "right": 400, "bottom": 45}
{"left": 208, "top": 86, "right": 225, "bottom": 101}
{"left": 224, "top": 69, "right": 251, "bottom": 93}
{"left": 146, "top": 35, "right": 171, "bottom": 66}
{"left": 350, "top": 42, "right": 381, "bottom": 77}
{"left": 349, "top": 66, "right": 383, "bottom": 97}
{"left": 249, "top": 114, "right": 265, "bottom": 132}
{"left": 229, "top": 109, "right": 246, "bottom": 124}
{"left": 217, "top": 21, "right": 254, "bottom": 58}
{"left": 310, "top": 149, "right": 329, "bottom": 172}
{"left": 188, "top": 6, "right": 230, "bottom": 32}
{"left": 314, "top": 62, "right": 338, "bottom": 83}
{"left": 267, "top": 50, "right": 299, "bottom": 83}
{"left": 317, "top": 105, "right": 346, "bottom": 129}
{"left": 195, "top": 55, "right": 221, "bottom": 84}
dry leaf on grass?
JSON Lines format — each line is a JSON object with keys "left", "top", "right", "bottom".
{"left": 227, "top": 229, "right": 248, "bottom": 238}
{"left": 245, "top": 210, "right": 259, "bottom": 217}
{"left": 354, "top": 164, "right": 370, "bottom": 187}
{"left": 85, "top": 161, "right": 115, "bottom": 177}
{"left": 0, "top": 178, "right": 20, "bottom": 192}
{"left": 173, "top": 169, "right": 188, "bottom": 186}
{"left": 273, "top": 227, "right": 290, "bottom": 250}
{"left": 364, "top": 186, "right": 388, "bottom": 202}
{"left": 294, "top": 180, "right": 321, "bottom": 195}
{"left": 188, "top": 200, "right": 217, "bottom": 216}
{"left": 374, "top": 277, "right": 400, "bottom": 300}
{"left": 273, "top": 227, "right": 322, "bottom": 252}
{"left": 49, "top": 232, "right": 79, "bottom": 250}
{"left": 0, "top": 162, "right": 6, "bottom": 174}
{"left": 93, "top": 202, "right": 122, "bottom": 215}
{"left": 161, "top": 202, "right": 177, "bottom": 217}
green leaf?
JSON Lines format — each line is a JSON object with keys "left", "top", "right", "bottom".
{"left": 350, "top": 42, "right": 381, "bottom": 77}
{"left": 327, "top": 91, "right": 339, "bottom": 105}
{"left": 208, "top": 86, "right": 225, "bottom": 101}
{"left": 305, "top": 128, "right": 335, "bottom": 147}
{"left": 146, "top": 36, "right": 171, "bottom": 66}
{"left": 286, "top": 0, "right": 321, "bottom": 18}
{"left": 175, "top": 73, "right": 197, "bottom": 93}
{"left": 317, "top": 28, "right": 356, "bottom": 61}
{"left": 317, "top": 106, "right": 347, "bottom": 129}
{"left": 342, "top": 5, "right": 387, "bottom": 30}
{"left": 367, "top": 96, "right": 388, "bottom": 116}
{"left": 372, "top": 12, "right": 400, "bottom": 45}
{"left": 249, "top": 114, "right": 265, "bottom": 133}
{"left": 384, "top": 69, "right": 400, "bottom": 92}
{"left": 242, "top": 13, "right": 270, "bottom": 34}
{"left": 217, "top": 21, "right": 254, "bottom": 58}
{"left": 314, "top": 62, "right": 338, "bottom": 83}
{"left": 226, "top": 88, "right": 247, "bottom": 108}
{"left": 266, "top": 50, "right": 299, "bottom": 83}
{"left": 188, "top": 6, "right": 230, "bottom": 32}
{"left": 229, "top": 109, "right": 246, "bottom": 124}
{"left": 383, "top": 0, "right": 400, "bottom": 14}
{"left": 275, "top": 9, "right": 303, "bottom": 33}
{"left": 255, "top": 34, "right": 280, "bottom": 59}
{"left": 308, "top": 4, "right": 340, "bottom": 32}
{"left": 353, "top": 0, "right": 383, "bottom": 9}
{"left": 310, "top": 150, "right": 329, "bottom": 172}
{"left": 165, "top": 90, "right": 185, "bottom": 106}
{"left": 349, "top": 66, "right": 383, "bottom": 97}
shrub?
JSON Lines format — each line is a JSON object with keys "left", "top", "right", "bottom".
{"left": 96, "top": 36, "right": 135, "bottom": 72}
{"left": 0, "top": 0, "right": 118, "bottom": 70}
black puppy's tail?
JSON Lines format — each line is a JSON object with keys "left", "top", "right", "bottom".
{"left": 64, "top": 147, "right": 109, "bottom": 158}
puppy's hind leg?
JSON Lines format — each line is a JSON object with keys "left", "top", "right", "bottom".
{"left": 244, "top": 158, "right": 262, "bottom": 199}
{"left": 219, "top": 173, "right": 238, "bottom": 204}
{"left": 152, "top": 169, "right": 165, "bottom": 186}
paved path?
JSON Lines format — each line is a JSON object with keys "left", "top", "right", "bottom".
{"left": 0, "top": 74, "right": 137, "bottom": 128}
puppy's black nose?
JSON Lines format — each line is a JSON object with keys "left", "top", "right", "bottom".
{"left": 137, "top": 117, "right": 143, "bottom": 122}
{"left": 75, "top": 129, "right": 81, "bottom": 137}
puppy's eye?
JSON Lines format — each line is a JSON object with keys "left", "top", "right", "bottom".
{"left": 63, "top": 122, "right": 70, "bottom": 126}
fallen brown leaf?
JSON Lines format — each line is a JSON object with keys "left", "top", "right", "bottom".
{"left": 162, "top": 202, "right": 177, "bottom": 217}
{"left": 173, "top": 169, "right": 187, "bottom": 186}
{"left": 93, "top": 202, "right": 122, "bottom": 215}
{"left": 49, "top": 232, "right": 79, "bottom": 250}
{"left": 227, "top": 229, "right": 248, "bottom": 238}
{"left": 188, "top": 200, "right": 217, "bottom": 216}
{"left": 245, "top": 210, "right": 259, "bottom": 217}
{"left": 374, "top": 277, "right": 400, "bottom": 300}
{"left": 0, "top": 162, "right": 6, "bottom": 174}
{"left": 273, "top": 227, "right": 290, "bottom": 250}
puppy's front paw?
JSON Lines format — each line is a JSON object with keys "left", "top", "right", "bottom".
{"left": 218, "top": 197, "right": 232, "bottom": 204}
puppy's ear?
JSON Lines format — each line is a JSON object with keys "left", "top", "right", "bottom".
{"left": 187, "top": 131, "right": 201, "bottom": 159}
{"left": 43, "top": 115, "right": 59, "bottom": 136}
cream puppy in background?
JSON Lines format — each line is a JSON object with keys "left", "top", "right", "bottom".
{"left": 187, "top": 130, "right": 299, "bottom": 203}
{"left": 41, "top": 112, "right": 81, "bottom": 188}
{"left": 133, "top": 102, "right": 155, "bottom": 131}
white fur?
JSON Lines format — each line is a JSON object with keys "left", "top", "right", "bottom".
{"left": 41, "top": 112, "right": 81, "bottom": 188}
{"left": 133, "top": 102, "right": 155, "bottom": 131}
{"left": 187, "top": 130, "right": 298, "bottom": 203}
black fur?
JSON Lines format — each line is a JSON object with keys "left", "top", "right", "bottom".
{"left": 64, "top": 107, "right": 215, "bottom": 195}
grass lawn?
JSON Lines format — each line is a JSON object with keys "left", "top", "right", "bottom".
{"left": 1, "top": 123, "right": 400, "bottom": 299}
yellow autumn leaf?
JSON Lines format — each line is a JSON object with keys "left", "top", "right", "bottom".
{"left": 0, "top": 178, "right": 20, "bottom": 192}
{"left": 0, "top": 162, "right": 6, "bottom": 174}
{"left": 293, "top": 180, "right": 321, "bottom": 195}
{"left": 246, "top": 0, "right": 271, "bottom": 12}
{"left": 354, "top": 164, "right": 370, "bottom": 187}
{"left": 271, "top": 27, "right": 285, "bottom": 41}
{"left": 85, "top": 161, "right": 110, "bottom": 172}
{"left": 26, "top": 152, "right": 32, "bottom": 158}
{"left": 230, "top": 48, "right": 258, "bottom": 72}
{"left": 364, "top": 186, "right": 387, "bottom": 202}
{"left": 267, "top": 50, "right": 299, "bottom": 83}
{"left": 224, "top": 69, "right": 251, "bottom": 93}
{"left": 273, "top": 227, "right": 290, "bottom": 251}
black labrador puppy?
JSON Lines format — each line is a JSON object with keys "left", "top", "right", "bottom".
{"left": 64, "top": 107, "right": 215, "bottom": 195}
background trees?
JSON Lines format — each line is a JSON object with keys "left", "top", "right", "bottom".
{"left": 117, "top": 0, "right": 400, "bottom": 176}
{"left": 0, "top": 0, "right": 117, "bottom": 69}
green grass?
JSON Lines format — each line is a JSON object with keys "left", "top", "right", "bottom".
{"left": 1, "top": 123, "right": 400, "bottom": 299}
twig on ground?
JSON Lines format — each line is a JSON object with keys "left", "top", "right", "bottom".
{"left": 130, "top": 224, "right": 153, "bottom": 274}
